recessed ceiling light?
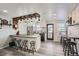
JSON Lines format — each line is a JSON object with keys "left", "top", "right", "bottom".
{"left": 3, "top": 10, "right": 8, "bottom": 13}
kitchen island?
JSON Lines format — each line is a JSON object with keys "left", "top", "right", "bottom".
{"left": 10, "top": 34, "right": 41, "bottom": 51}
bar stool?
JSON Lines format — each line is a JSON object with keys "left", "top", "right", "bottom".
{"left": 60, "top": 36, "right": 63, "bottom": 44}
{"left": 22, "top": 40, "right": 28, "bottom": 51}
{"left": 29, "top": 41, "right": 36, "bottom": 54}
{"left": 64, "top": 39, "right": 71, "bottom": 56}
{"left": 18, "top": 39, "right": 23, "bottom": 50}
{"left": 14, "top": 39, "right": 21, "bottom": 50}
{"left": 63, "top": 40, "right": 67, "bottom": 52}
{"left": 12, "top": 38, "right": 18, "bottom": 49}
{"left": 62, "top": 37, "right": 67, "bottom": 52}
{"left": 64, "top": 39, "right": 78, "bottom": 56}
{"left": 69, "top": 42, "right": 78, "bottom": 56}
{"left": 19, "top": 40, "right": 24, "bottom": 50}
{"left": 9, "top": 38, "right": 16, "bottom": 47}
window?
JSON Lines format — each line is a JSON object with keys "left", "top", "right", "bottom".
{"left": 33, "top": 22, "right": 41, "bottom": 33}
{"left": 58, "top": 23, "right": 66, "bottom": 31}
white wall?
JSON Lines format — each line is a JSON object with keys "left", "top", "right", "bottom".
{"left": 0, "top": 14, "right": 17, "bottom": 49}
{"left": 0, "top": 12, "right": 18, "bottom": 42}
{"left": 0, "top": 4, "right": 68, "bottom": 49}
{"left": 47, "top": 20, "right": 63, "bottom": 42}
{"left": 0, "top": 26, "right": 16, "bottom": 49}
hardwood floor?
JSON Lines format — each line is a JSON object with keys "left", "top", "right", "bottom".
{"left": 37, "top": 40, "right": 64, "bottom": 56}
{"left": 0, "top": 40, "right": 64, "bottom": 56}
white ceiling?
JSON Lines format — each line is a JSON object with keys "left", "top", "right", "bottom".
{"left": 0, "top": 3, "right": 78, "bottom": 21}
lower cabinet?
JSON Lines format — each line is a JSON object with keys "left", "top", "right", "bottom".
{"left": 40, "top": 33, "right": 45, "bottom": 42}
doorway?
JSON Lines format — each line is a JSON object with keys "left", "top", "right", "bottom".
{"left": 47, "top": 24, "right": 54, "bottom": 40}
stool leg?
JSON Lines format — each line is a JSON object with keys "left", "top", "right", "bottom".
{"left": 64, "top": 45, "right": 67, "bottom": 56}
{"left": 69, "top": 45, "right": 72, "bottom": 56}
{"left": 64, "top": 44, "right": 67, "bottom": 55}
{"left": 63, "top": 43, "right": 65, "bottom": 52}
{"left": 75, "top": 45, "right": 78, "bottom": 56}
{"left": 64, "top": 49, "right": 66, "bottom": 56}
{"left": 72, "top": 45, "right": 75, "bottom": 56}
{"left": 67, "top": 44, "right": 70, "bottom": 56}
{"left": 70, "top": 45, "right": 73, "bottom": 56}
{"left": 63, "top": 40, "right": 66, "bottom": 52}
{"left": 67, "top": 44, "right": 72, "bottom": 56}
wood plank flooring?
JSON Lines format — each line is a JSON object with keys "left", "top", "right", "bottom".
{"left": 0, "top": 40, "right": 64, "bottom": 56}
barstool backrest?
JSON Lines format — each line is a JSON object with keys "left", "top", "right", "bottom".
{"left": 30, "top": 41, "right": 36, "bottom": 46}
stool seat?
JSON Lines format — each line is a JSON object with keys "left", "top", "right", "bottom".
{"left": 68, "top": 42, "right": 76, "bottom": 45}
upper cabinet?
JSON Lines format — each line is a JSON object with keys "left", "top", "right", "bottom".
{"left": 12, "top": 13, "right": 40, "bottom": 30}
{"left": 69, "top": 5, "right": 79, "bottom": 24}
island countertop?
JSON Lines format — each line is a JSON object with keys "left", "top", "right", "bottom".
{"left": 10, "top": 34, "right": 40, "bottom": 38}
